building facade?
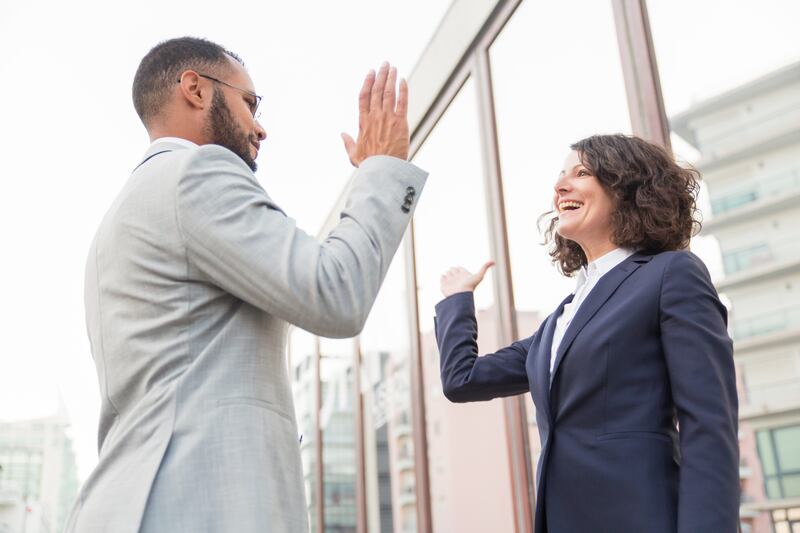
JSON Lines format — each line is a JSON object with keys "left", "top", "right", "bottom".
{"left": 671, "top": 61, "right": 800, "bottom": 533}
{"left": 0, "top": 416, "right": 79, "bottom": 533}
{"left": 287, "top": 1, "right": 800, "bottom": 532}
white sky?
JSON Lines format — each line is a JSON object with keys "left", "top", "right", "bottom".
{"left": 0, "top": 0, "right": 450, "bottom": 480}
{"left": 1, "top": 0, "right": 799, "bottom": 485}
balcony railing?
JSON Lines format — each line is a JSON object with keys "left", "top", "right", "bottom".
{"left": 712, "top": 167, "right": 800, "bottom": 215}
{"left": 733, "top": 305, "right": 800, "bottom": 340}
{"left": 744, "top": 378, "right": 800, "bottom": 408}
{"left": 723, "top": 243, "right": 774, "bottom": 275}
{"left": 699, "top": 101, "right": 800, "bottom": 159}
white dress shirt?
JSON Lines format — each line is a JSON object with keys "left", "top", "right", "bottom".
{"left": 550, "top": 247, "right": 636, "bottom": 373}
{"left": 150, "top": 136, "right": 198, "bottom": 149}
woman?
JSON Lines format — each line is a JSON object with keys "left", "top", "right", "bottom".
{"left": 434, "top": 135, "right": 739, "bottom": 533}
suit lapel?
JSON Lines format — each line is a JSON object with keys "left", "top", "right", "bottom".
{"left": 534, "top": 293, "right": 574, "bottom": 421}
{"left": 549, "top": 253, "right": 652, "bottom": 388}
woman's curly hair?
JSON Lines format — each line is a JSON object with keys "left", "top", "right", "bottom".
{"left": 540, "top": 134, "right": 702, "bottom": 276}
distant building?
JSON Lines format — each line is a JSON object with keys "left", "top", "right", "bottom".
{"left": 0, "top": 479, "right": 48, "bottom": 533}
{"left": 671, "top": 60, "right": 800, "bottom": 533}
{"left": 288, "top": 308, "right": 543, "bottom": 533}
{"left": 419, "top": 307, "right": 542, "bottom": 533}
{"left": 361, "top": 350, "right": 414, "bottom": 533}
{"left": 291, "top": 342, "right": 360, "bottom": 533}
{"left": 0, "top": 415, "right": 79, "bottom": 533}
{"left": 291, "top": 343, "right": 321, "bottom": 533}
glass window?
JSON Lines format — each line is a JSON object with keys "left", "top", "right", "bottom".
{"left": 289, "top": 327, "right": 321, "bottom": 532}
{"left": 766, "top": 478, "right": 782, "bottom": 500}
{"left": 757, "top": 424, "right": 800, "bottom": 500}
{"left": 411, "top": 77, "right": 517, "bottom": 533}
{"left": 489, "top": 0, "right": 632, "bottom": 478}
{"left": 775, "top": 425, "right": 800, "bottom": 471}
{"left": 782, "top": 474, "right": 800, "bottom": 499}
{"left": 319, "top": 337, "right": 358, "bottom": 533}
{"left": 359, "top": 238, "right": 418, "bottom": 533}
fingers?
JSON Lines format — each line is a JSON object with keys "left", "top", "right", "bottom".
{"left": 358, "top": 70, "right": 375, "bottom": 124}
{"left": 370, "top": 62, "right": 390, "bottom": 112}
{"left": 352, "top": 62, "right": 409, "bottom": 161}
{"left": 476, "top": 260, "right": 496, "bottom": 280}
{"left": 382, "top": 67, "right": 397, "bottom": 113}
{"left": 439, "top": 261, "right": 494, "bottom": 284}
{"left": 341, "top": 133, "right": 357, "bottom": 167}
{"left": 440, "top": 266, "right": 468, "bottom": 279}
{"left": 396, "top": 78, "right": 408, "bottom": 117}
{"left": 341, "top": 132, "right": 354, "bottom": 150}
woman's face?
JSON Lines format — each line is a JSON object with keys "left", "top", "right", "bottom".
{"left": 552, "top": 150, "right": 615, "bottom": 250}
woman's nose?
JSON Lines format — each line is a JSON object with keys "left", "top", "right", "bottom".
{"left": 554, "top": 175, "right": 570, "bottom": 194}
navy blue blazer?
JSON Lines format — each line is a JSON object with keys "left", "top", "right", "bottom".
{"left": 434, "top": 250, "right": 739, "bottom": 533}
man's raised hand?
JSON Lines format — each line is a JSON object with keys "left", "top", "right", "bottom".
{"left": 342, "top": 62, "right": 410, "bottom": 167}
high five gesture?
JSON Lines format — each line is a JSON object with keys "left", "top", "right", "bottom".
{"left": 342, "top": 62, "right": 410, "bottom": 167}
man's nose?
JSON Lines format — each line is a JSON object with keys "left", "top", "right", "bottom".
{"left": 255, "top": 121, "right": 267, "bottom": 141}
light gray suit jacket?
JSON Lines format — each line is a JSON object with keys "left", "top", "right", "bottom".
{"left": 64, "top": 140, "right": 427, "bottom": 533}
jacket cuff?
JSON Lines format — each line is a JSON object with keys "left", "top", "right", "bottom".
{"left": 435, "top": 291, "right": 475, "bottom": 317}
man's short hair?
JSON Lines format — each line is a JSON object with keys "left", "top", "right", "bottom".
{"left": 132, "top": 37, "right": 243, "bottom": 126}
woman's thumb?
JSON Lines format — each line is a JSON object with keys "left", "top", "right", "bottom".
{"left": 476, "top": 260, "right": 495, "bottom": 281}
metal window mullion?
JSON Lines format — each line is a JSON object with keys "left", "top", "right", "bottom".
{"left": 402, "top": 225, "right": 434, "bottom": 533}
{"left": 353, "top": 337, "right": 368, "bottom": 533}
{"left": 404, "top": 47, "right": 474, "bottom": 533}
{"left": 771, "top": 429, "right": 786, "bottom": 498}
{"left": 401, "top": 5, "right": 530, "bottom": 533}
{"left": 611, "top": 0, "right": 671, "bottom": 151}
{"left": 314, "top": 336, "right": 325, "bottom": 533}
{"left": 472, "top": 47, "right": 535, "bottom": 533}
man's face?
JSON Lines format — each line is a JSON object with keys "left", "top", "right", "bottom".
{"left": 204, "top": 61, "right": 265, "bottom": 172}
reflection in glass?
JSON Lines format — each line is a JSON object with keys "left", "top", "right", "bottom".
{"left": 360, "top": 240, "right": 417, "bottom": 533}
{"left": 489, "top": 0, "right": 631, "bottom": 482}
{"left": 412, "top": 77, "right": 516, "bottom": 533}
{"left": 319, "top": 337, "right": 357, "bottom": 533}
{"left": 289, "top": 327, "right": 321, "bottom": 532}
{"left": 757, "top": 425, "right": 800, "bottom": 501}
{"left": 774, "top": 426, "right": 800, "bottom": 472}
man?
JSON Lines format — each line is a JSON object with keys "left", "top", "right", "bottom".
{"left": 64, "top": 37, "right": 426, "bottom": 533}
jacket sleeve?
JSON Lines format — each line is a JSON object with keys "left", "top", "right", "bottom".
{"left": 435, "top": 291, "right": 536, "bottom": 402}
{"left": 176, "top": 145, "right": 427, "bottom": 338}
{"left": 659, "top": 251, "right": 739, "bottom": 532}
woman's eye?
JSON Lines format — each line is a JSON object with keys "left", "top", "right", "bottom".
{"left": 577, "top": 169, "right": 589, "bottom": 177}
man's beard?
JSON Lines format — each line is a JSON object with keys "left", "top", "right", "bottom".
{"left": 206, "top": 90, "right": 258, "bottom": 172}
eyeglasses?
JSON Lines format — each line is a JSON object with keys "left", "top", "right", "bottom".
{"left": 177, "top": 73, "right": 262, "bottom": 119}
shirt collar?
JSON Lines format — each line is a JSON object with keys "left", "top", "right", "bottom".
{"left": 591, "top": 247, "right": 636, "bottom": 277}
{"left": 574, "top": 247, "right": 636, "bottom": 292}
{"left": 150, "top": 136, "right": 198, "bottom": 149}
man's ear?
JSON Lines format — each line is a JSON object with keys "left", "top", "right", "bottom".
{"left": 176, "top": 70, "right": 207, "bottom": 111}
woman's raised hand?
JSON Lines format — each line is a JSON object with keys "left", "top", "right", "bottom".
{"left": 440, "top": 260, "right": 495, "bottom": 297}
